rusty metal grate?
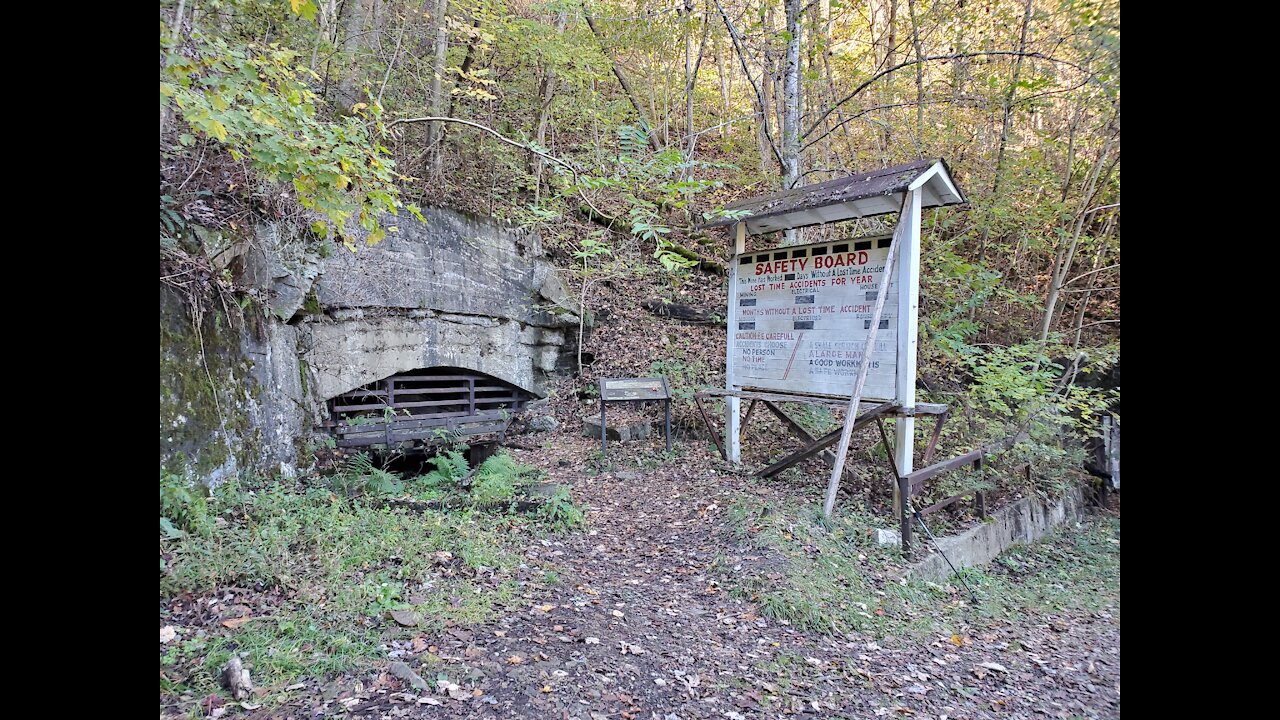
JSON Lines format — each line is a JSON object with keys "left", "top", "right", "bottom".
{"left": 325, "top": 368, "right": 534, "bottom": 448}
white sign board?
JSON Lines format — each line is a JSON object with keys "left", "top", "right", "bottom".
{"left": 730, "top": 236, "right": 898, "bottom": 400}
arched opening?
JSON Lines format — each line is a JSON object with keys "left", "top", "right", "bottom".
{"left": 323, "top": 367, "right": 535, "bottom": 448}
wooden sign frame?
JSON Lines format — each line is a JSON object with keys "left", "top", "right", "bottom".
{"left": 597, "top": 376, "right": 672, "bottom": 455}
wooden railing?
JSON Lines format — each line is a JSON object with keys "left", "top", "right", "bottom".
{"left": 896, "top": 431, "right": 1028, "bottom": 551}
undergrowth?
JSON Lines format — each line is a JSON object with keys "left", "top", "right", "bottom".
{"left": 158, "top": 449, "right": 585, "bottom": 713}
{"left": 720, "top": 497, "right": 1119, "bottom": 640}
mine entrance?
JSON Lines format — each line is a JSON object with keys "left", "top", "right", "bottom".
{"left": 324, "top": 367, "right": 535, "bottom": 448}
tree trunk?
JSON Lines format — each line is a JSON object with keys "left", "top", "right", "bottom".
{"left": 584, "top": 11, "right": 664, "bottom": 152}
{"left": 907, "top": 0, "right": 925, "bottom": 156}
{"left": 1071, "top": 216, "right": 1115, "bottom": 352}
{"left": 991, "top": 0, "right": 1034, "bottom": 197}
{"left": 426, "top": 0, "right": 449, "bottom": 176}
{"left": 1038, "top": 130, "right": 1119, "bottom": 346}
{"left": 445, "top": 14, "right": 483, "bottom": 118}
{"left": 160, "top": 0, "right": 188, "bottom": 140}
{"left": 781, "top": 0, "right": 803, "bottom": 244}
{"left": 531, "top": 11, "right": 569, "bottom": 196}
{"left": 335, "top": 0, "right": 365, "bottom": 113}
{"left": 712, "top": 0, "right": 783, "bottom": 172}
{"left": 880, "top": 0, "right": 897, "bottom": 157}
{"left": 969, "top": 0, "right": 1033, "bottom": 320}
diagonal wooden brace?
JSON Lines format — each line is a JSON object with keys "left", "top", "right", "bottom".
{"left": 756, "top": 402, "right": 898, "bottom": 480}
{"left": 760, "top": 400, "right": 859, "bottom": 486}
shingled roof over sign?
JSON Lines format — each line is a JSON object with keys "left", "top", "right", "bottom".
{"left": 700, "top": 158, "right": 966, "bottom": 236}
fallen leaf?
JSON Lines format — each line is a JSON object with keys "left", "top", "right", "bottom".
{"left": 221, "top": 616, "right": 252, "bottom": 629}
{"left": 389, "top": 609, "right": 419, "bottom": 627}
{"left": 507, "top": 655, "right": 524, "bottom": 664}
{"left": 538, "top": 604, "right": 555, "bottom": 612}
{"left": 950, "top": 634, "right": 965, "bottom": 647}
{"left": 419, "top": 697, "right": 442, "bottom": 705}
{"left": 541, "top": 685, "right": 553, "bottom": 693}
{"left": 978, "top": 662, "right": 1008, "bottom": 673}
{"left": 585, "top": 637, "right": 601, "bottom": 645}
{"left": 160, "top": 626, "right": 177, "bottom": 643}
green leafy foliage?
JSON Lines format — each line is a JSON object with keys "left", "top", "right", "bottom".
{"left": 160, "top": 33, "right": 422, "bottom": 251}
{"left": 721, "top": 498, "right": 1119, "bottom": 637}
{"left": 159, "top": 476, "right": 523, "bottom": 699}
{"left": 416, "top": 449, "right": 470, "bottom": 489}
{"left": 329, "top": 452, "right": 404, "bottom": 497}
{"left": 160, "top": 471, "right": 213, "bottom": 537}
{"left": 470, "top": 452, "right": 539, "bottom": 505}
{"left": 536, "top": 486, "right": 585, "bottom": 530}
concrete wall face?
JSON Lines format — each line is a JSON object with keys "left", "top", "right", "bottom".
{"left": 906, "top": 487, "right": 1087, "bottom": 583}
{"left": 159, "top": 207, "right": 579, "bottom": 484}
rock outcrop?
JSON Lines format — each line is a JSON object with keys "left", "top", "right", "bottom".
{"left": 160, "top": 206, "right": 580, "bottom": 484}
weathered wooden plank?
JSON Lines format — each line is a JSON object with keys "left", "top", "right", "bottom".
{"left": 825, "top": 197, "right": 907, "bottom": 518}
{"left": 387, "top": 374, "right": 485, "bottom": 383}
{"left": 384, "top": 386, "right": 472, "bottom": 395}
{"left": 760, "top": 400, "right": 858, "bottom": 485}
{"left": 905, "top": 432, "right": 1027, "bottom": 495}
{"left": 333, "top": 402, "right": 393, "bottom": 413}
{"left": 920, "top": 492, "right": 970, "bottom": 516}
{"left": 694, "top": 393, "right": 728, "bottom": 461}
{"left": 758, "top": 401, "right": 897, "bottom": 480}
{"left": 697, "top": 387, "right": 890, "bottom": 413}
{"left": 726, "top": 221, "right": 745, "bottom": 464}
{"left": 335, "top": 389, "right": 389, "bottom": 399}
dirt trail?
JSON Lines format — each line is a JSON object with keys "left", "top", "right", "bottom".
{"left": 326, "top": 436, "right": 1119, "bottom": 720}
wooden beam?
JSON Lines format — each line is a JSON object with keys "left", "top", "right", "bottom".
{"left": 759, "top": 402, "right": 896, "bottom": 479}
{"left": 760, "top": 400, "right": 858, "bottom": 485}
{"left": 905, "top": 431, "right": 1027, "bottom": 495}
{"left": 725, "top": 222, "right": 746, "bottom": 464}
{"left": 894, "top": 187, "right": 923, "bottom": 519}
{"left": 823, "top": 196, "right": 910, "bottom": 518}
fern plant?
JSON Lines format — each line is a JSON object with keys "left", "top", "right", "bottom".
{"left": 332, "top": 453, "right": 404, "bottom": 497}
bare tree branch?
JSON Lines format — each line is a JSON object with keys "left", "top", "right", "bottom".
{"left": 712, "top": 0, "right": 784, "bottom": 169}
{"left": 386, "top": 115, "right": 611, "bottom": 220}
{"left": 803, "top": 51, "right": 1090, "bottom": 141}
